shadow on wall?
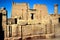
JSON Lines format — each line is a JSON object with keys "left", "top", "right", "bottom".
{"left": 0, "top": 13, "right": 4, "bottom": 40}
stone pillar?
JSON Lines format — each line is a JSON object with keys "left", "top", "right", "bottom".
{"left": 47, "top": 24, "right": 51, "bottom": 34}
{"left": 52, "top": 24, "right": 55, "bottom": 33}
{"left": 45, "top": 24, "right": 47, "bottom": 34}
{"left": 1, "top": 7, "right": 7, "bottom": 39}
{"left": 54, "top": 4, "right": 58, "bottom": 14}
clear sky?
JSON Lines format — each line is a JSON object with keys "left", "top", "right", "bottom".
{"left": 0, "top": 0, "right": 60, "bottom": 18}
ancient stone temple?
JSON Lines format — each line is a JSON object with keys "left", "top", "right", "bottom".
{"left": 0, "top": 2, "right": 60, "bottom": 40}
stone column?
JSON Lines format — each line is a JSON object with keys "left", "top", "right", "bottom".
{"left": 54, "top": 4, "right": 58, "bottom": 14}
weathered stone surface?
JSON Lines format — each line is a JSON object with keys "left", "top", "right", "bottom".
{"left": 0, "top": 2, "right": 60, "bottom": 40}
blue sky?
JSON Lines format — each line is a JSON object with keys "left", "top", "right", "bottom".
{"left": 0, "top": 0, "right": 60, "bottom": 18}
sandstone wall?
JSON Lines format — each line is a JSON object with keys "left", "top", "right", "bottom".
{"left": 12, "top": 3, "right": 28, "bottom": 20}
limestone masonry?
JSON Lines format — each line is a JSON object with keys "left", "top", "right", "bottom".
{"left": 0, "top": 2, "right": 60, "bottom": 40}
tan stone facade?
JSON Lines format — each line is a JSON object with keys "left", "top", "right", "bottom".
{"left": 0, "top": 2, "right": 60, "bottom": 40}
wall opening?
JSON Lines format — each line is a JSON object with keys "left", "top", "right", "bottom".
{"left": 15, "top": 18, "right": 17, "bottom": 24}
{"left": 59, "top": 18, "right": 60, "bottom": 23}
{"left": 31, "top": 13, "right": 34, "bottom": 20}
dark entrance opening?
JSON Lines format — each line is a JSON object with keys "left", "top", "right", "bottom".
{"left": 15, "top": 18, "right": 17, "bottom": 24}
{"left": 31, "top": 13, "right": 34, "bottom": 20}
{"left": 59, "top": 18, "right": 60, "bottom": 23}
{"left": 0, "top": 13, "right": 4, "bottom": 40}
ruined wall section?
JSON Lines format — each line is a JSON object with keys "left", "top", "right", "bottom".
{"left": 6, "top": 24, "right": 46, "bottom": 38}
